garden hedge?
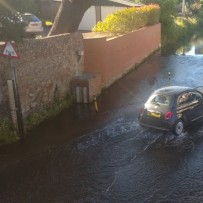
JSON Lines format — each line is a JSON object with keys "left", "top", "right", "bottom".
{"left": 92, "top": 4, "right": 160, "bottom": 35}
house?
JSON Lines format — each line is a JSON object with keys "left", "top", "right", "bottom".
{"left": 48, "top": 0, "right": 143, "bottom": 31}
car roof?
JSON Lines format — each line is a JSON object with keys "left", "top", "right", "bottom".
{"left": 153, "top": 86, "right": 193, "bottom": 96}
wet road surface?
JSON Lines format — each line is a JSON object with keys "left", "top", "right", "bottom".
{"left": 1, "top": 52, "right": 203, "bottom": 202}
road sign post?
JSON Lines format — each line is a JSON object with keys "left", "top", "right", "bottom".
{"left": 11, "top": 58, "right": 25, "bottom": 140}
{"left": 1, "top": 41, "right": 24, "bottom": 140}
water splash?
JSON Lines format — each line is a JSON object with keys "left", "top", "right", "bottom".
{"left": 76, "top": 118, "right": 140, "bottom": 152}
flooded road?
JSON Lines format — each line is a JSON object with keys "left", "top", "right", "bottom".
{"left": 1, "top": 51, "right": 203, "bottom": 202}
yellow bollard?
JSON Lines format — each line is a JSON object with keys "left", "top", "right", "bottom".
{"left": 93, "top": 94, "right": 98, "bottom": 113}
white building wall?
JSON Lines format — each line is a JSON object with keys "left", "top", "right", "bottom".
{"left": 78, "top": 6, "right": 127, "bottom": 31}
{"left": 78, "top": 6, "right": 96, "bottom": 31}
{"left": 101, "top": 6, "right": 126, "bottom": 20}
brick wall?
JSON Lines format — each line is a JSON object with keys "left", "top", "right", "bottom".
{"left": 0, "top": 32, "right": 84, "bottom": 120}
{"left": 83, "top": 23, "right": 161, "bottom": 88}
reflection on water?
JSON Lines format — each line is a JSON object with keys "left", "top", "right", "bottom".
{"left": 176, "top": 37, "right": 203, "bottom": 55}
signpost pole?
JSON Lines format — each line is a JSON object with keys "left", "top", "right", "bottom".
{"left": 8, "top": 54, "right": 24, "bottom": 140}
{"left": 1, "top": 41, "right": 24, "bottom": 139}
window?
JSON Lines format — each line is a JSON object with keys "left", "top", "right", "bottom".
{"left": 191, "top": 91, "right": 202, "bottom": 101}
{"left": 22, "top": 15, "right": 40, "bottom": 22}
{"left": 178, "top": 91, "right": 202, "bottom": 106}
{"left": 148, "top": 94, "right": 171, "bottom": 105}
{"left": 177, "top": 93, "right": 190, "bottom": 105}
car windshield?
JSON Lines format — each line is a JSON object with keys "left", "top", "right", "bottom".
{"left": 147, "top": 94, "right": 173, "bottom": 106}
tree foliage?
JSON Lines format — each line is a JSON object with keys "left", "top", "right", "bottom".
{"left": 0, "top": 0, "right": 40, "bottom": 42}
{"left": 133, "top": 0, "right": 179, "bottom": 48}
{"left": 0, "top": 12, "right": 25, "bottom": 42}
{"left": 48, "top": 0, "right": 94, "bottom": 36}
{"left": 0, "top": 0, "right": 98, "bottom": 39}
{"left": 1, "top": 0, "right": 40, "bottom": 15}
{"left": 92, "top": 4, "right": 160, "bottom": 35}
{"left": 136, "top": 0, "right": 178, "bottom": 24}
{"left": 189, "top": 0, "right": 203, "bottom": 15}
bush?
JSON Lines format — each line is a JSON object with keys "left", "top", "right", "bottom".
{"left": 161, "top": 17, "right": 197, "bottom": 54}
{"left": 92, "top": 4, "right": 160, "bottom": 35}
{"left": 0, "top": 12, "right": 26, "bottom": 42}
{"left": 0, "top": 119, "right": 18, "bottom": 144}
{"left": 162, "top": 17, "right": 186, "bottom": 46}
{"left": 196, "top": 8, "right": 203, "bottom": 27}
{"left": 0, "top": 0, "right": 41, "bottom": 42}
{"left": 25, "top": 95, "right": 74, "bottom": 131}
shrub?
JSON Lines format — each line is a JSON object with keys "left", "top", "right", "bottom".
{"left": 92, "top": 4, "right": 160, "bottom": 35}
{"left": 196, "top": 8, "right": 203, "bottom": 27}
{"left": 161, "top": 17, "right": 197, "bottom": 54}
{"left": 0, "top": 0, "right": 40, "bottom": 42}
{"left": 25, "top": 95, "right": 74, "bottom": 131}
{"left": 0, "top": 119, "right": 18, "bottom": 144}
{"left": 143, "top": 4, "right": 160, "bottom": 26}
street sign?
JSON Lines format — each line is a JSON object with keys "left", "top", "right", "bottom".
{"left": 1, "top": 41, "right": 19, "bottom": 58}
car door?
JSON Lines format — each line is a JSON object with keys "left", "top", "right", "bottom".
{"left": 189, "top": 90, "right": 203, "bottom": 120}
{"left": 176, "top": 92, "right": 197, "bottom": 124}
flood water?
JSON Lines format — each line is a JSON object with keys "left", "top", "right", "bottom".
{"left": 1, "top": 47, "right": 203, "bottom": 202}
{"left": 176, "top": 37, "right": 203, "bottom": 56}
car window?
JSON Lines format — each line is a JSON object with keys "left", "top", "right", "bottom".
{"left": 22, "top": 15, "right": 40, "bottom": 22}
{"left": 177, "top": 91, "right": 202, "bottom": 106}
{"left": 177, "top": 93, "right": 190, "bottom": 106}
{"left": 195, "top": 87, "right": 203, "bottom": 94}
{"left": 148, "top": 94, "right": 171, "bottom": 106}
{"left": 191, "top": 91, "right": 203, "bottom": 101}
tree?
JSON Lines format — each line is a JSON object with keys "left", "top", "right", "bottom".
{"left": 0, "top": 2, "right": 24, "bottom": 42}
{"left": 0, "top": 0, "right": 40, "bottom": 42}
{"left": 137, "top": 0, "right": 178, "bottom": 23}
{"left": 0, "top": 12, "right": 25, "bottom": 42}
{"left": 48, "top": 0, "right": 94, "bottom": 36}
{"left": 189, "top": 0, "right": 203, "bottom": 15}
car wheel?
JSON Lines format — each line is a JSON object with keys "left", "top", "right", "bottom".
{"left": 174, "top": 120, "right": 184, "bottom": 136}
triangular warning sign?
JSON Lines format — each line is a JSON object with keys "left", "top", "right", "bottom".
{"left": 1, "top": 41, "right": 19, "bottom": 58}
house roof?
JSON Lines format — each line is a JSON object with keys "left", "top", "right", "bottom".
{"left": 53, "top": 0, "right": 143, "bottom": 7}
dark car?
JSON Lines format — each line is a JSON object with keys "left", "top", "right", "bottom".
{"left": 138, "top": 86, "right": 203, "bottom": 135}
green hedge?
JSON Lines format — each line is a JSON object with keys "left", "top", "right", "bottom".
{"left": 92, "top": 4, "right": 160, "bottom": 35}
{"left": 0, "top": 119, "right": 18, "bottom": 144}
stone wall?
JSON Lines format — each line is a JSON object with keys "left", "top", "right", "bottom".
{"left": 0, "top": 32, "right": 84, "bottom": 120}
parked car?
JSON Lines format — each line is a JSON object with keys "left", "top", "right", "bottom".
{"left": 21, "top": 13, "right": 43, "bottom": 35}
{"left": 138, "top": 86, "right": 203, "bottom": 135}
